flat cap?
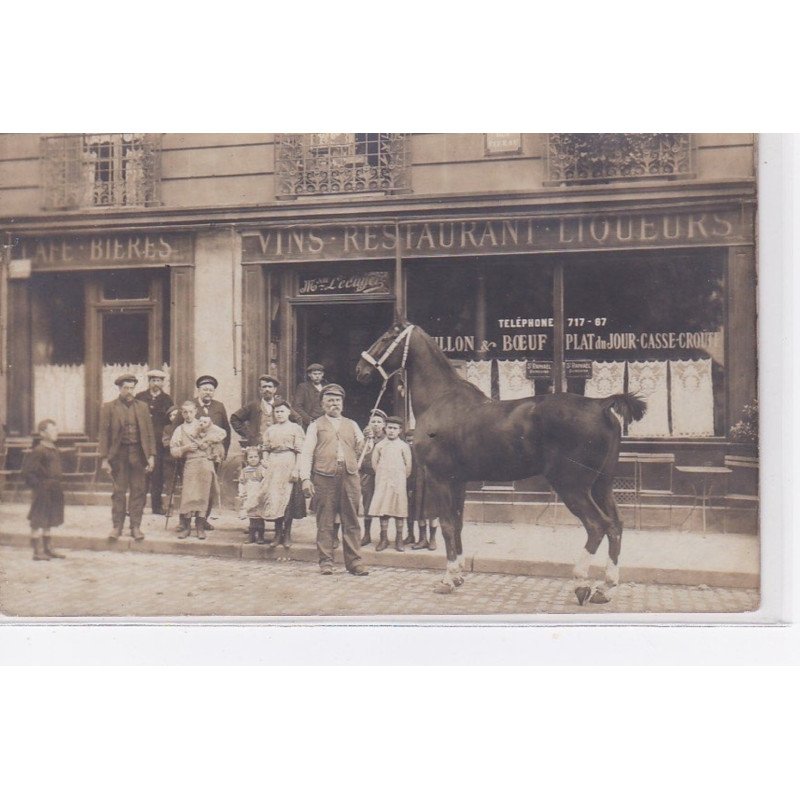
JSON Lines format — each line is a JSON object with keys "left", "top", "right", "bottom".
{"left": 321, "top": 383, "right": 345, "bottom": 398}
{"left": 306, "top": 363, "right": 325, "bottom": 373}
{"left": 115, "top": 373, "right": 138, "bottom": 387}
{"left": 385, "top": 416, "right": 404, "bottom": 426}
{"left": 195, "top": 375, "right": 218, "bottom": 389}
{"left": 258, "top": 374, "right": 280, "bottom": 387}
{"left": 146, "top": 368, "right": 167, "bottom": 380}
{"left": 369, "top": 408, "right": 388, "bottom": 421}
{"left": 166, "top": 405, "right": 181, "bottom": 417}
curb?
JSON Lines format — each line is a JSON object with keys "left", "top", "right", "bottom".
{"left": 0, "top": 530, "right": 758, "bottom": 589}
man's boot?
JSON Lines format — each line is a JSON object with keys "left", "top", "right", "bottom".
{"left": 43, "top": 534, "right": 66, "bottom": 559}
{"left": 375, "top": 518, "right": 390, "bottom": 552}
{"left": 403, "top": 519, "right": 415, "bottom": 546}
{"left": 412, "top": 523, "right": 429, "bottom": 550}
{"left": 31, "top": 536, "right": 49, "bottom": 561}
{"left": 394, "top": 523, "right": 404, "bottom": 552}
{"left": 360, "top": 518, "right": 372, "bottom": 547}
{"left": 177, "top": 515, "right": 190, "bottom": 539}
{"left": 282, "top": 517, "right": 293, "bottom": 548}
{"left": 152, "top": 495, "right": 164, "bottom": 515}
{"left": 247, "top": 519, "right": 258, "bottom": 544}
{"left": 108, "top": 527, "right": 123, "bottom": 542}
{"left": 428, "top": 526, "right": 438, "bottom": 551}
{"left": 131, "top": 525, "right": 144, "bottom": 542}
{"left": 256, "top": 519, "right": 266, "bottom": 545}
{"left": 195, "top": 516, "right": 207, "bottom": 540}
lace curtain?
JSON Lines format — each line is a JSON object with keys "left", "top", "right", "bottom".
{"left": 34, "top": 364, "right": 86, "bottom": 433}
{"left": 584, "top": 361, "right": 625, "bottom": 398}
{"left": 497, "top": 359, "right": 535, "bottom": 400}
{"left": 464, "top": 360, "right": 492, "bottom": 398}
{"left": 670, "top": 358, "right": 714, "bottom": 437}
{"left": 627, "top": 360, "right": 670, "bottom": 437}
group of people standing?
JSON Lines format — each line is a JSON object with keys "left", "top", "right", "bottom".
{"left": 22, "top": 362, "right": 439, "bottom": 577}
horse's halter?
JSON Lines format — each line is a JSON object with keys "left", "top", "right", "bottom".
{"left": 360, "top": 324, "right": 415, "bottom": 383}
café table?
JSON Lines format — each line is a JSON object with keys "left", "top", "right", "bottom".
{"left": 675, "top": 465, "right": 732, "bottom": 533}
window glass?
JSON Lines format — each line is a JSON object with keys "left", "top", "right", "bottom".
{"left": 102, "top": 271, "right": 151, "bottom": 299}
{"left": 564, "top": 254, "right": 725, "bottom": 436}
{"left": 406, "top": 257, "right": 555, "bottom": 398}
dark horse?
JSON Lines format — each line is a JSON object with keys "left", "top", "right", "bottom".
{"left": 356, "top": 322, "right": 647, "bottom": 604}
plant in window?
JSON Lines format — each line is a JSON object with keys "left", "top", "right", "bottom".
{"left": 729, "top": 398, "right": 758, "bottom": 443}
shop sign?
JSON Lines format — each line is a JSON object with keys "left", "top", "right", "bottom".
{"left": 298, "top": 270, "right": 391, "bottom": 296}
{"left": 485, "top": 133, "right": 522, "bottom": 155}
{"left": 526, "top": 361, "right": 553, "bottom": 379}
{"left": 565, "top": 360, "right": 593, "bottom": 378}
{"left": 13, "top": 233, "right": 194, "bottom": 270}
{"left": 242, "top": 208, "right": 750, "bottom": 263}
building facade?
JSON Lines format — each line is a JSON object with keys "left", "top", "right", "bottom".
{"left": 0, "top": 133, "right": 758, "bottom": 526}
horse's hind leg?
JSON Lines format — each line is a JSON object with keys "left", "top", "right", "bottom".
{"left": 430, "top": 479, "right": 461, "bottom": 594}
{"left": 549, "top": 477, "right": 614, "bottom": 607}
{"left": 453, "top": 482, "right": 467, "bottom": 581}
{"left": 591, "top": 473, "right": 623, "bottom": 595}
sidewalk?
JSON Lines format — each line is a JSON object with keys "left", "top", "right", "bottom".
{"left": 0, "top": 503, "right": 759, "bottom": 589}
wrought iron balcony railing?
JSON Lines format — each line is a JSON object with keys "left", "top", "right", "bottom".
{"left": 41, "top": 133, "right": 161, "bottom": 209}
{"left": 546, "top": 133, "right": 693, "bottom": 185}
{"left": 275, "top": 133, "right": 409, "bottom": 197}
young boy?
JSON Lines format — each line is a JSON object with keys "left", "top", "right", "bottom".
{"left": 22, "top": 419, "right": 66, "bottom": 561}
{"left": 238, "top": 446, "right": 267, "bottom": 543}
{"left": 368, "top": 416, "right": 413, "bottom": 552}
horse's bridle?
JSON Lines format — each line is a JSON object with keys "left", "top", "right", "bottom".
{"left": 360, "top": 324, "right": 415, "bottom": 383}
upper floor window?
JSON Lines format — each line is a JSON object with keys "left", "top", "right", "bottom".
{"left": 275, "top": 133, "right": 409, "bottom": 198}
{"left": 546, "top": 133, "right": 693, "bottom": 186}
{"left": 41, "top": 133, "right": 161, "bottom": 210}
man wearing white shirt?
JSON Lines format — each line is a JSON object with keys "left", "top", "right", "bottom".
{"left": 300, "top": 384, "right": 369, "bottom": 576}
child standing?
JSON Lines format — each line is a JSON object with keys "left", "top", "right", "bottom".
{"left": 22, "top": 419, "right": 66, "bottom": 561}
{"left": 170, "top": 400, "right": 227, "bottom": 539}
{"left": 238, "top": 446, "right": 267, "bottom": 543}
{"left": 368, "top": 416, "right": 413, "bottom": 552}
{"left": 359, "top": 408, "right": 387, "bottom": 547}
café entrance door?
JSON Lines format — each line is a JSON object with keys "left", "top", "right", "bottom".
{"left": 295, "top": 301, "right": 395, "bottom": 425}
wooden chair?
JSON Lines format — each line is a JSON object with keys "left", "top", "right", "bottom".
{"left": 637, "top": 453, "right": 675, "bottom": 528}
{"left": 723, "top": 454, "right": 759, "bottom": 533}
{"left": 61, "top": 442, "right": 101, "bottom": 505}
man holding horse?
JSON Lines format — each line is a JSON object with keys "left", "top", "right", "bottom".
{"left": 299, "top": 383, "right": 369, "bottom": 576}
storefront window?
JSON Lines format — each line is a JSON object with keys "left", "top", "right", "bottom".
{"left": 406, "top": 257, "right": 555, "bottom": 398}
{"left": 564, "top": 253, "right": 725, "bottom": 437}
{"left": 102, "top": 271, "right": 151, "bottom": 299}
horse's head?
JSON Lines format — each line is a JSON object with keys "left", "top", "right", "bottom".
{"left": 356, "top": 319, "right": 413, "bottom": 384}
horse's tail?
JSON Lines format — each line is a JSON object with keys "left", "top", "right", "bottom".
{"left": 601, "top": 393, "right": 647, "bottom": 425}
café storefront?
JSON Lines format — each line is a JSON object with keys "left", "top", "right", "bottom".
{"left": 240, "top": 200, "right": 757, "bottom": 526}
{"left": 6, "top": 232, "right": 196, "bottom": 439}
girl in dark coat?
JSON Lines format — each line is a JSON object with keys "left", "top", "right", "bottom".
{"left": 22, "top": 419, "right": 66, "bottom": 561}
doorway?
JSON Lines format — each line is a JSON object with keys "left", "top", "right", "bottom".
{"left": 295, "top": 302, "right": 394, "bottom": 425}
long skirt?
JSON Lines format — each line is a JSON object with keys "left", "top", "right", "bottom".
{"left": 179, "top": 455, "right": 219, "bottom": 515}
{"left": 259, "top": 450, "right": 297, "bottom": 521}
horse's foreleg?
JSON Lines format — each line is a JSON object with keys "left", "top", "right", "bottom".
{"left": 454, "top": 483, "right": 467, "bottom": 580}
{"left": 433, "top": 513, "right": 460, "bottom": 595}
{"left": 591, "top": 475, "right": 623, "bottom": 603}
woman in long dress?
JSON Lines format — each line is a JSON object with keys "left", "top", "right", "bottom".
{"left": 258, "top": 401, "right": 305, "bottom": 549}
{"left": 170, "top": 400, "right": 227, "bottom": 539}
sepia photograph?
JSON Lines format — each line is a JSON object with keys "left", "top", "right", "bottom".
{"left": 0, "top": 132, "right": 761, "bottom": 617}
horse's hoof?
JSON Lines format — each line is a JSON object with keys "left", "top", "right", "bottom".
{"left": 434, "top": 581, "right": 454, "bottom": 595}
{"left": 575, "top": 586, "right": 592, "bottom": 606}
{"left": 589, "top": 589, "right": 611, "bottom": 604}
{"left": 453, "top": 575, "right": 465, "bottom": 587}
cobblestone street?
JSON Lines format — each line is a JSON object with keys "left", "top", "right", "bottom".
{"left": 0, "top": 545, "right": 758, "bottom": 617}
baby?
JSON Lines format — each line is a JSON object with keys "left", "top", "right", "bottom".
{"left": 198, "top": 415, "right": 225, "bottom": 464}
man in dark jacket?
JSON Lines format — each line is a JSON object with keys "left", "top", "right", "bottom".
{"left": 293, "top": 363, "right": 326, "bottom": 429}
{"left": 193, "top": 375, "right": 231, "bottom": 456}
{"left": 135, "top": 368, "right": 173, "bottom": 514}
{"left": 230, "top": 374, "right": 301, "bottom": 448}
{"left": 99, "top": 373, "right": 156, "bottom": 542}
{"left": 193, "top": 375, "right": 231, "bottom": 531}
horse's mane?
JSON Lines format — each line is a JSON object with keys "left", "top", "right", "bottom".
{"left": 409, "top": 323, "right": 493, "bottom": 403}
